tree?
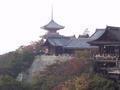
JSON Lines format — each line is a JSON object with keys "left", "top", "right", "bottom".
{"left": 89, "top": 74, "right": 117, "bottom": 90}
{"left": 0, "top": 75, "right": 31, "bottom": 90}
{"left": 83, "top": 28, "right": 90, "bottom": 36}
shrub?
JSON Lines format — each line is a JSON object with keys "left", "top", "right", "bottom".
{"left": 0, "top": 75, "right": 31, "bottom": 90}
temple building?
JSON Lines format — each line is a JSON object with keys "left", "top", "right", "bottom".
{"left": 41, "top": 16, "right": 97, "bottom": 55}
{"left": 40, "top": 12, "right": 120, "bottom": 78}
{"left": 89, "top": 26, "right": 120, "bottom": 61}
{"left": 89, "top": 26, "right": 120, "bottom": 78}
{"left": 89, "top": 26, "right": 120, "bottom": 55}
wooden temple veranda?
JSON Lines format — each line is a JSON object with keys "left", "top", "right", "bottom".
{"left": 89, "top": 26, "right": 120, "bottom": 79}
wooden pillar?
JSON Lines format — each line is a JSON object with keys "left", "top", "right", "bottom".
{"left": 109, "top": 46, "right": 112, "bottom": 55}
{"left": 99, "top": 45, "right": 103, "bottom": 55}
{"left": 119, "top": 46, "right": 120, "bottom": 59}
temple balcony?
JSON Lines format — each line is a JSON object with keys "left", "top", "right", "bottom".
{"left": 94, "top": 54, "right": 120, "bottom": 62}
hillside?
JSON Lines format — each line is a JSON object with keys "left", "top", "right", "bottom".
{"left": 0, "top": 51, "right": 34, "bottom": 77}
{"left": 0, "top": 45, "right": 119, "bottom": 90}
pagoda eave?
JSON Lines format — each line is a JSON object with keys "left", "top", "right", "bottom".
{"left": 41, "top": 26, "right": 64, "bottom": 31}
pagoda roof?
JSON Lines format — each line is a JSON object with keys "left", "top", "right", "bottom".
{"left": 41, "top": 20, "right": 65, "bottom": 31}
{"left": 43, "top": 33, "right": 64, "bottom": 39}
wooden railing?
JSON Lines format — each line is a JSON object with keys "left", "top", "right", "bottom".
{"left": 94, "top": 54, "right": 119, "bottom": 62}
{"left": 94, "top": 54, "right": 118, "bottom": 60}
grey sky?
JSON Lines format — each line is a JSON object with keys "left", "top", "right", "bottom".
{"left": 0, "top": 0, "right": 120, "bottom": 54}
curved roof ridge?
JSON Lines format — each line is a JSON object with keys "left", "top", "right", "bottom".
{"left": 90, "top": 29, "right": 105, "bottom": 40}
{"left": 41, "top": 19, "right": 65, "bottom": 31}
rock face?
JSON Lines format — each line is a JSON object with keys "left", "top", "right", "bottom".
{"left": 27, "top": 55, "right": 72, "bottom": 82}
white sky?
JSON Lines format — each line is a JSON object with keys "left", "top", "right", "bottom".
{"left": 0, "top": 0, "right": 120, "bottom": 54}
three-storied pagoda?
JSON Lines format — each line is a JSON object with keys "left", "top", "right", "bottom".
{"left": 41, "top": 10, "right": 65, "bottom": 39}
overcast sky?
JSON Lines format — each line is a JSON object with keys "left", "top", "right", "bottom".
{"left": 0, "top": 0, "right": 120, "bottom": 54}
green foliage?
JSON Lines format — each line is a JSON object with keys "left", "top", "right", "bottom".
{"left": 75, "top": 50, "right": 90, "bottom": 60}
{"left": 0, "top": 47, "right": 119, "bottom": 90}
{"left": 32, "top": 75, "right": 66, "bottom": 90}
{"left": 74, "top": 74, "right": 117, "bottom": 90}
{"left": 0, "top": 52, "right": 16, "bottom": 68}
{"left": 89, "top": 74, "right": 117, "bottom": 90}
{"left": 11, "top": 51, "right": 34, "bottom": 77}
{"left": 0, "top": 51, "right": 34, "bottom": 77}
{"left": 74, "top": 74, "right": 90, "bottom": 90}
{"left": 31, "top": 56, "right": 92, "bottom": 90}
{"left": 0, "top": 75, "right": 31, "bottom": 90}
{"left": 53, "top": 74, "right": 118, "bottom": 90}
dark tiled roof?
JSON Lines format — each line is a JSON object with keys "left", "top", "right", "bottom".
{"left": 78, "top": 34, "right": 89, "bottom": 38}
{"left": 89, "top": 26, "right": 120, "bottom": 45}
{"left": 107, "top": 26, "right": 120, "bottom": 41}
{"left": 45, "top": 37, "right": 97, "bottom": 49}
{"left": 43, "top": 33, "right": 64, "bottom": 39}
{"left": 65, "top": 38, "right": 97, "bottom": 49}
{"left": 41, "top": 20, "right": 64, "bottom": 30}
{"left": 44, "top": 26, "right": 120, "bottom": 48}
{"left": 47, "top": 37, "right": 70, "bottom": 46}
{"left": 90, "top": 29, "right": 105, "bottom": 40}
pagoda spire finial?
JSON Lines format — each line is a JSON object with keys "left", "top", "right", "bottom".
{"left": 41, "top": 4, "right": 65, "bottom": 31}
{"left": 51, "top": 4, "right": 53, "bottom": 20}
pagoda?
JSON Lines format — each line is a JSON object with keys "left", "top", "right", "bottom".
{"left": 41, "top": 10, "right": 65, "bottom": 39}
